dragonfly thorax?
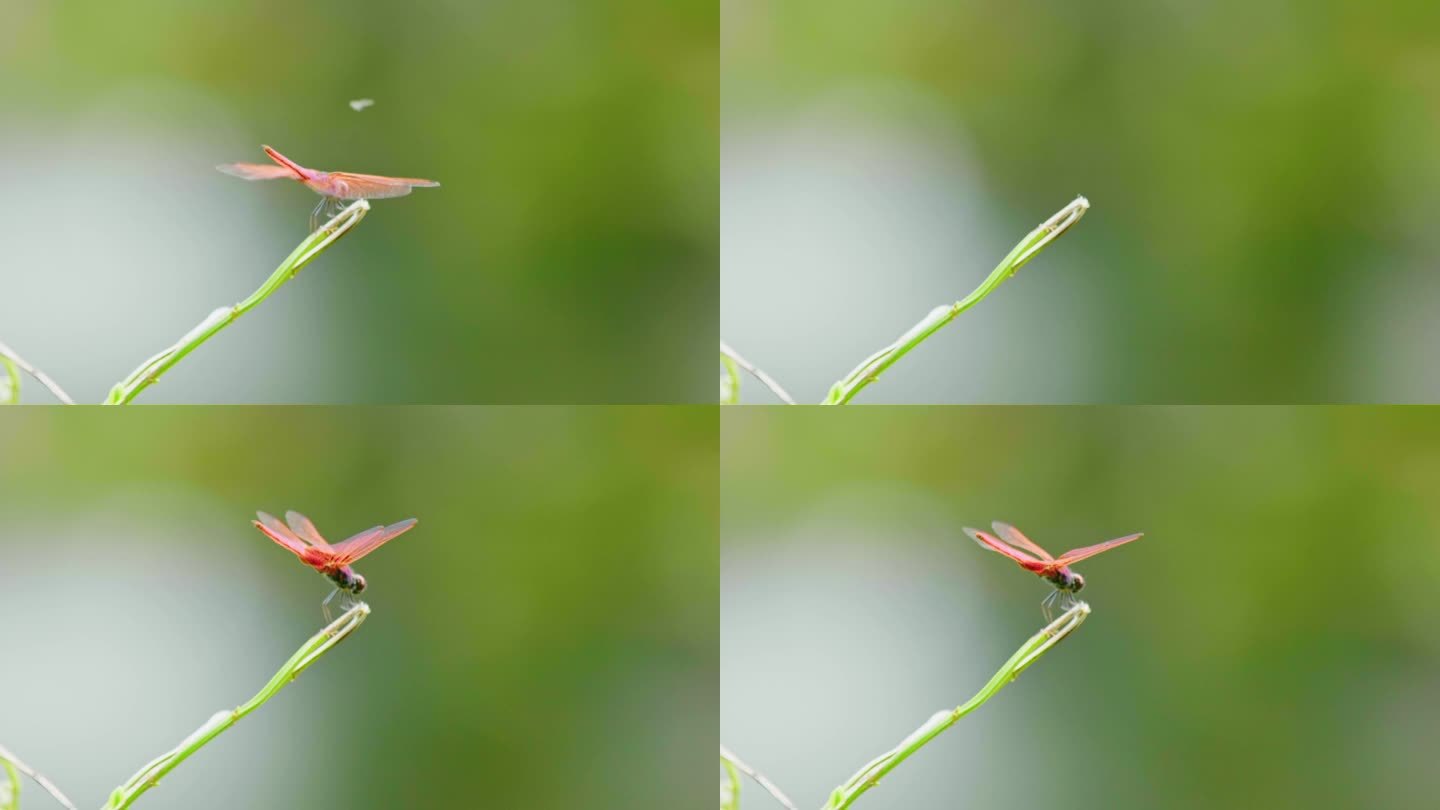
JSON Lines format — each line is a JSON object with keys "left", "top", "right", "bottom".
{"left": 1047, "top": 568, "right": 1085, "bottom": 593}
{"left": 327, "top": 566, "right": 367, "bottom": 594}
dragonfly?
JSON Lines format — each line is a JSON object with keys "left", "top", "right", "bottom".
{"left": 964, "top": 521, "right": 1143, "bottom": 620}
{"left": 217, "top": 146, "right": 440, "bottom": 230}
{"left": 253, "top": 510, "right": 418, "bottom": 621}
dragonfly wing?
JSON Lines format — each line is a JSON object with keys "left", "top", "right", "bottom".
{"left": 284, "top": 510, "right": 333, "bottom": 550}
{"left": 217, "top": 162, "right": 298, "bottom": 181}
{"left": 991, "top": 521, "right": 1054, "bottom": 561}
{"left": 329, "top": 172, "right": 439, "bottom": 199}
{"left": 964, "top": 527, "right": 1045, "bottom": 569}
{"left": 261, "top": 145, "right": 313, "bottom": 178}
{"left": 1054, "top": 533, "right": 1145, "bottom": 566}
{"left": 254, "top": 511, "right": 308, "bottom": 557}
{"left": 330, "top": 518, "right": 418, "bottom": 566}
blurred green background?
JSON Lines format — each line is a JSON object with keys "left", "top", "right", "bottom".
{"left": 721, "top": 2, "right": 1440, "bottom": 403}
{"left": 723, "top": 407, "right": 1440, "bottom": 808}
{"left": 0, "top": 406, "right": 715, "bottom": 808}
{"left": 0, "top": 0, "right": 713, "bottom": 403}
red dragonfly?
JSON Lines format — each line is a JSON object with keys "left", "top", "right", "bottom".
{"left": 253, "top": 510, "right": 418, "bottom": 620}
{"left": 217, "top": 145, "right": 440, "bottom": 230}
{"left": 964, "top": 521, "right": 1143, "bottom": 619}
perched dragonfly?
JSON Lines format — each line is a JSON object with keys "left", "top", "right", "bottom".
{"left": 217, "top": 146, "right": 440, "bottom": 230}
{"left": 964, "top": 521, "right": 1143, "bottom": 620}
{"left": 253, "top": 510, "right": 418, "bottom": 620}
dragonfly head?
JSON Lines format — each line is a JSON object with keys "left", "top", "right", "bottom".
{"left": 348, "top": 572, "right": 368, "bottom": 594}
{"left": 1061, "top": 569, "right": 1085, "bottom": 593}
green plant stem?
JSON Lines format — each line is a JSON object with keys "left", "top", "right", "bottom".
{"left": 0, "top": 339, "right": 75, "bottom": 405}
{"left": 0, "top": 354, "right": 18, "bottom": 405}
{"left": 720, "top": 351, "right": 741, "bottom": 405}
{"left": 720, "top": 746, "right": 798, "bottom": 810}
{"left": 720, "top": 754, "right": 741, "bottom": 810}
{"left": 0, "top": 743, "right": 78, "bottom": 810}
{"left": 719, "top": 342, "right": 796, "bottom": 405}
{"left": 101, "top": 602, "right": 371, "bottom": 810}
{"left": 822, "top": 601, "right": 1090, "bottom": 809}
{"left": 103, "top": 199, "right": 370, "bottom": 405}
{"left": 0, "top": 757, "right": 18, "bottom": 810}
{"left": 821, "top": 196, "right": 1089, "bottom": 405}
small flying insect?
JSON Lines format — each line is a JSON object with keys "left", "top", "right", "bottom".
{"left": 253, "top": 510, "right": 418, "bottom": 621}
{"left": 964, "top": 521, "right": 1143, "bottom": 620}
{"left": 217, "top": 145, "right": 440, "bottom": 230}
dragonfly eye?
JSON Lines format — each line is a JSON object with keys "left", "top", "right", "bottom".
{"left": 1068, "top": 572, "right": 1085, "bottom": 593}
{"left": 350, "top": 573, "right": 367, "bottom": 594}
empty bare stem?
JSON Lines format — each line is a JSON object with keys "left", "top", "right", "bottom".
{"left": 720, "top": 342, "right": 797, "bottom": 405}
{"left": 0, "top": 340, "right": 75, "bottom": 404}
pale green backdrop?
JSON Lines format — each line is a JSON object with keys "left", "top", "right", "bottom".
{"left": 723, "top": 1, "right": 1440, "bottom": 403}
{"left": 0, "top": 406, "right": 716, "bottom": 808}
{"left": 723, "top": 407, "right": 1440, "bottom": 808}
{"left": 0, "top": 0, "right": 714, "bottom": 403}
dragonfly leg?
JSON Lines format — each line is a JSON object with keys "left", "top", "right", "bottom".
{"left": 310, "top": 197, "right": 328, "bottom": 233}
{"left": 321, "top": 587, "right": 339, "bottom": 624}
{"left": 1041, "top": 590, "right": 1057, "bottom": 623}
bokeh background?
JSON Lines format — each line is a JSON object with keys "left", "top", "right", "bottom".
{"left": 0, "top": 406, "right": 716, "bottom": 809}
{"left": 723, "top": 407, "right": 1440, "bottom": 808}
{"left": 0, "top": 0, "right": 714, "bottom": 403}
{"left": 722, "top": 1, "right": 1440, "bottom": 403}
